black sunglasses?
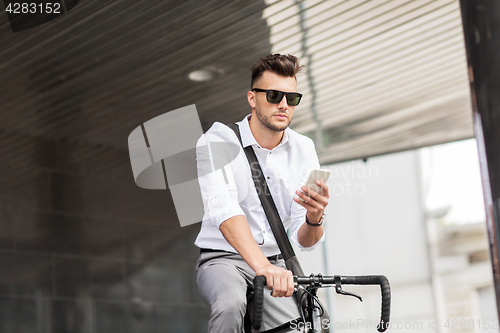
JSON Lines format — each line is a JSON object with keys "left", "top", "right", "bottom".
{"left": 252, "top": 88, "right": 302, "bottom": 106}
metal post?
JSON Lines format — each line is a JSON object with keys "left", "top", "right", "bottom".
{"left": 459, "top": 0, "right": 500, "bottom": 321}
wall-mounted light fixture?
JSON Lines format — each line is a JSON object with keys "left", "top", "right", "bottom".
{"left": 188, "top": 67, "right": 224, "bottom": 82}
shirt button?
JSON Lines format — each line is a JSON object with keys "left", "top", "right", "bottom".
{"left": 267, "top": 176, "right": 270, "bottom": 179}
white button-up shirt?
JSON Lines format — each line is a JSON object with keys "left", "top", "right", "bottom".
{"left": 194, "top": 115, "right": 324, "bottom": 257}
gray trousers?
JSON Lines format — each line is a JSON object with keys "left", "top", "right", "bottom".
{"left": 195, "top": 251, "right": 301, "bottom": 333}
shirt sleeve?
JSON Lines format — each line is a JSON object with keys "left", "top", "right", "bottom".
{"left": 196, "top": 127, "right": 245, "bottom": 228}
{"left": 289, "top": 144, "right": 325, "bottom": 251}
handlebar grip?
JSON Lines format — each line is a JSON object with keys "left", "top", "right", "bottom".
{"left": 252, "top": 275, "right": 266, "bottom": 331}
{"left": 341, "top": 275, "right": 391, "bottom": 332}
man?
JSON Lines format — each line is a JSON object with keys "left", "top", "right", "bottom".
{"left": 195, "top": 53, "right": 329, "bottom": 332}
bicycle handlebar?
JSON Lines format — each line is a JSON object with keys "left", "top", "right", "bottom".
{"left": 338, "top": 275, "right": 391, "bottom": 332}
{"left": 252, "top": 274, "right": 391, "bottom": 332}
{"left": 253, "top": 275, "right": 266, "bottom": 331}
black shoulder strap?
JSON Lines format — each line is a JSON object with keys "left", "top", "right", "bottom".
{"left": 228, "top": 123, "right": 296, "bottom": 261}
{"left": 229, "top": 123, "right": 334, "bottom": 331}
{"left": 228, "top": 124, "right": 330, "bottom": 333}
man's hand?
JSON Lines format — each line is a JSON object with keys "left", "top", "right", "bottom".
{"left": 293, "top": 180, "right": 329, "bottom": 247}
{"left": 294, "top": 180, "right": 329, "bottom": 224}
{"left": 219, "top": 215, "right": 295, "bottom": 298}
{"left": 255, "top": 263, "right": 294, "bottom": 297}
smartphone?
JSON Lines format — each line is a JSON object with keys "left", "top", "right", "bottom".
{"left": 298, "top": 169, "right": 331, "bottom": 201}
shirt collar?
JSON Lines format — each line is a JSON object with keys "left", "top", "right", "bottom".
{"left": 238, "top": 114, "right": 290, "bottom": 149}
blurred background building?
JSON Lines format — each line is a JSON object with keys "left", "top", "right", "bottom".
{"left": 299, "top": 139, "right": 494, "bottom": 333}
{"left": 0, "top": 0, "right": 496, "bottom": 332}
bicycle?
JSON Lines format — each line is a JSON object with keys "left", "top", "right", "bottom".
{"left": 245, "top": 274, "right": 391, "bottom": 333}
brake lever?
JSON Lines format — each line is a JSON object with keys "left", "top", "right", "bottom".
{"left": 334, "top": 275, "right": 363, "bottom": 302}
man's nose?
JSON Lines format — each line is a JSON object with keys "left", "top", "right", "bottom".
{"left": 277, "top": 95, "right": 288, "bottom": 109}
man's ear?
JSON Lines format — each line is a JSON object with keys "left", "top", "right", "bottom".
{"left": 247, "top": 90, "right": 256, "bottom": 108}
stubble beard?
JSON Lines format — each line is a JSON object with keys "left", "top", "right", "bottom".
{"left": 255, "top": 106, "right": 291, "bottom": 132}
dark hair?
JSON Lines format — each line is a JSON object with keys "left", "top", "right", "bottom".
{"left": 251, "top": 53, "right": 305, "bottom": 88}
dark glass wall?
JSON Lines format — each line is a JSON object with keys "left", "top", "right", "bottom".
{"left": 0, "top": 134, "right": 209, "bottom": 332}
{"left": 0, "top": 1, "right": 272, "bottom": 332}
